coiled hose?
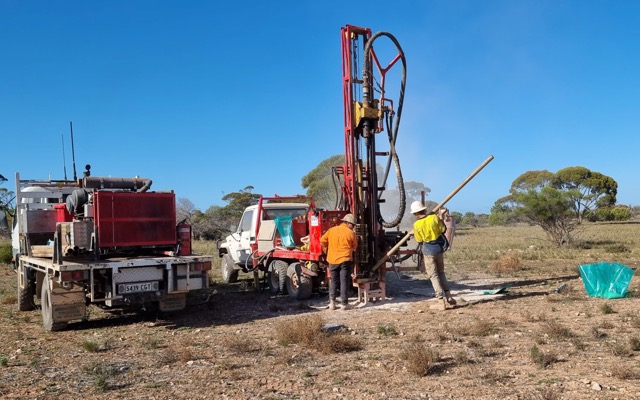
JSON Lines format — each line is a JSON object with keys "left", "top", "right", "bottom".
{"left": 363, "top": 31, "right": 407, "bottom": 229}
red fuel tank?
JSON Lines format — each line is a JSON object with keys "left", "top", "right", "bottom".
{"left": 177, "top": 223, "right": 192, "bottom": 255}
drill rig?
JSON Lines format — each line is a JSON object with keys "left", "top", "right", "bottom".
{"left": 333, "top": 24, "right": 409, "bottom": 302}
{"left": 219, "top": 25, "right": 413, "bottom": 304}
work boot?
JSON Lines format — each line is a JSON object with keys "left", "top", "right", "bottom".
{"left": 445, "top": 291, "right": 457, "bottom": 306}
{"left": 329, "top": 299, "right": 337, "bottom": 310}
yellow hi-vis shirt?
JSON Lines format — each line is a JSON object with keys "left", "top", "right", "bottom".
{"left": 413, "top": 214, "right": 445, "bottom": 243}
{"left": 320, "top": 222, "right": 357, "bottom": 264}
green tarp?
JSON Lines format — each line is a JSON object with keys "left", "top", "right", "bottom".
{"left": 274, "top": 216, "right": 295, "bottom": 248}
{"left": 578, "top": 262, "right": 634, "bottom": 299}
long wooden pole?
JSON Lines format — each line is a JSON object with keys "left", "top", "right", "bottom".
{"left": 372, "top": 155, "right": 494, "bottom": 271}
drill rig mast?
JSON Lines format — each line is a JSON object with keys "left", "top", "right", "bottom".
{"left": 335, "top": 25, "right": 408, "bottom": 301}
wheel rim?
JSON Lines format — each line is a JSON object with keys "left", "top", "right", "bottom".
{"left": 290, "top": 271, "right": 300, "bottom": 290}
{"left": 269, "top": 267, "right": 279, "bottom": 287}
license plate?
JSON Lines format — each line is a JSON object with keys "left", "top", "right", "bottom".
{"left": 118, "top": 281, "right": 159, "bottom": 294}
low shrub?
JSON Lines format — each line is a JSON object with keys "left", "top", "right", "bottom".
{"left": 274, "top": 314, "right": 362, "bottom": 354}
{"left": 489, "top": 253, "right": 522, "bottom": 273}
{"left": 0, "top": 243, "right": 12, "bottom": 264}
{"left": 400, "top": 342, "right": 440, "bottom": 376}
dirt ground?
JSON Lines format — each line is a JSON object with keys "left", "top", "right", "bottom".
{"left": 1, "top": 260, "right": 640, "bottom": 400}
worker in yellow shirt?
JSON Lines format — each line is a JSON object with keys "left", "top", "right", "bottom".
{"left": 411, "top": 201, "right": 457, "bottom": 309}
{"left": 320, "top": 213, "right": 358, "bottom": 310}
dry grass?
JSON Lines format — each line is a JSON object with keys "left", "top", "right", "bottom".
{"left": 608, "top": 342, "right": 631, "bottom": 357}
{"left": 538, "top": 387, "right": 562, "bottom": 400}
{"left": 157, "top": 345, "right": 193, "bottom": 365}
{"left": 600, "top": 302, "right": 615, "bottom": 314}
{"left": 221, "top": 334, "right": 265, "bottom": 354}
{"left": 320, "top": 334, "right": 363, "bottom": 354}
{"left": 400, "top": 342, "right": 440, "bottom": 376}
{"left": 489, "top": 252, "right": 522, "bottom": 273}
{"left": 1, "top": 295, "right": 16, "bottom": 305}
{"left": 273, "top": 314, "right": 363, "bottom": 354}
{"left": 274, "top": 314, "right": 324, "bottom": 347}
{"left": 541, "top": 320, "right": 575, "bottom": 340}
{"left": 82, "top": 338, "right": 113, "bottom": 353}
{"left": 377, "top": 324, "right": 399, "bottom": 336}
{"left": 629, "top": 336, "right": 640, "bottom": 351}
{"left": 449, "top": 319, "right": 497, "bottom": 337}
{"left": 83, "top": 361, "right": 131, "bottom": 392}
{"left": 141, "top": 336, "right": 162, "bottom": 349}
{"left": 610, "top": 363, "right": 640, "bottom": 380}
{"left": 445, "top": 222, "right": 640, "bottom": 278}
{"left": 530, "top": 345, "right": 558, "bottom": 368}
{"left": 82, "top": 339, "right": 100, "bottom": 353}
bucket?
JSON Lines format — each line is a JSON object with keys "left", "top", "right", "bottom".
{"left": 54, "top": 204, "right": 73, "bottom": 222}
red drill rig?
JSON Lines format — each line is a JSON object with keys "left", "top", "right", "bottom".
{"left": 219, "top": 24, "right": 412, "bottom": 304}
{"left": 333, "top": 24, "right": 409, "bottom": 303}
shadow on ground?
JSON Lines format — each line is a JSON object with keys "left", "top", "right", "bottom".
{"left": 62, "top": 271, "right": 583, "bottom": 331}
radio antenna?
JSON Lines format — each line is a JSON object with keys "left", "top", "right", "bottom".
{"left": 70, "top": 121, "right": 77, "bottom": 181}
{"left": 62, "top": 133, "right": 68, "bottom": 180}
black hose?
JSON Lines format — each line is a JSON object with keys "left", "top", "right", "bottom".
{"left": 363, "top": 31, "right": 407, "bottom": 228}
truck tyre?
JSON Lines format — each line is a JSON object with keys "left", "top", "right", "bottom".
{"left": 221, "top": 254, "right": 239, "bottom": 283}
{"left": 267, "top": 260, "right": 288, "bottom": 294}
{"left": 41, "top": 275, "right": 68, "bottom": 331}
{"left": 17, "top": 263, "right": 35, "bottom": 311}
{"left": 286, "top": 263, "right": 312, "bottom": 300}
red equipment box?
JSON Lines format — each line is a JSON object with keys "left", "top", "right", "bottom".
{"left": 94, "top": 191, "right": 176, "bottom": 248}
{"left": 308, "top": 210, "right": 348, "bottom": 255}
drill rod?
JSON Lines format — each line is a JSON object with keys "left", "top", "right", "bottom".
{"left": 371, "top": 155, "right": 494, "bottom": 271}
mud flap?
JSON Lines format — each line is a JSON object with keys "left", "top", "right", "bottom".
{"left": 159, "top": 293, "right": 186, "bottom": 312}
{"left": 50, "top": 281, "right": 86, "bottom": 322}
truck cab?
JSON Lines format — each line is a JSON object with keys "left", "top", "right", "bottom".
{"left": 217, "top": 199, "right": 310, "bottom": 283}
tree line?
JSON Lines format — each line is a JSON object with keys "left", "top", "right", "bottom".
{"left": 177, "top": 161, "right": 633, "bottom": 247}
{"left": 1, "top": 163, "right": 635, "bottom": 246}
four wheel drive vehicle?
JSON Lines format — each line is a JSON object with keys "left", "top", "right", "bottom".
{"left": 217, "top": 196, "right": 347, "bottom": 299}
{"left": 12, "top": 170, "right": 213, "bottom": 331}
{"left": 217, "top": 198, "right": 311, "bottom": 283}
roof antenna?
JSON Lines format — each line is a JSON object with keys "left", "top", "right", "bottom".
{"left": 70, "top": 121, "right": 77, "bottom": 181}
{"left": 62, "top": 133, "right": 68, "bottom": 180}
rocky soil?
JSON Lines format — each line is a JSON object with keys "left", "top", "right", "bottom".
{"left": 1, "top": 263, "right": 640, "bottom": 400}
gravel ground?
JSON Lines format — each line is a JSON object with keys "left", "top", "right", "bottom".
{"left": 1, "top": 263, "right": 640, "bottom": 399}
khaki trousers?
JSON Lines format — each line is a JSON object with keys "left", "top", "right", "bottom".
{"left": 423, "top": 252, "right": 450, "bottom": 298}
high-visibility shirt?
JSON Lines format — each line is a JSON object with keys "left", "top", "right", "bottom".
{"left": 320, "top": 222, "right": 357, "bottom": 264}
{"left": 413, "top": 214, "right": 445, "bottom": 243}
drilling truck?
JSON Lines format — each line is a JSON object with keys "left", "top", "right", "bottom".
{"left": 12, "top": 166, "right": 213, "bottom": 331}
{"left": 218, "top": 25, "right": 415, "bottom": 303}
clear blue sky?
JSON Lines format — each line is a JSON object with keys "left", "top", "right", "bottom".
{"left": 2, "top": 1, "right": 639, "bottom": 215}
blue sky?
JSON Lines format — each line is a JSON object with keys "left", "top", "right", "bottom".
{"left": 2, "top": 1, "right": 639, "bottom": 215}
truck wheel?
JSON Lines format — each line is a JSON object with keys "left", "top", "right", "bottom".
{"left": 267, "top": 260, "right": 288, "bottom": 294}
{"left": 41, "top": 275, "right": 68, "bottom": 331}
{"left": 221, "top": 254, "right": 239, "bottom": 283}
{"left": 286, "top": 263, "right": 312, "bottom": 300}
{"left": 17, "top": 263, "right": 35, "bottom": 311}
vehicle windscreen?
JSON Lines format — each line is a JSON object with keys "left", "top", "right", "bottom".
{"left": 263, "top": 208, "right": 308, "bottom": 221}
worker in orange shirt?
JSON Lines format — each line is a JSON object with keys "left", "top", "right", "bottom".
{"left": 321, "top": 214, "right": 358, "bottom": 310}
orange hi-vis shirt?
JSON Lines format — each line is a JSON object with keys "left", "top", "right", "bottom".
{"left": 320, "top": 222, "right": 357, "bottom": 264}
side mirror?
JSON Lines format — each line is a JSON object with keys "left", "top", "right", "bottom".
{"left": 229, "top": 224, "right": 237, "bottom": 232}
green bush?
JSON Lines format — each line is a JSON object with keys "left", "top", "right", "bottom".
{"left": 590, "top": 206, "right": 632, "bottom": 222}
{"left": 0, "top": 243, "right": 12, "bottom": 264}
